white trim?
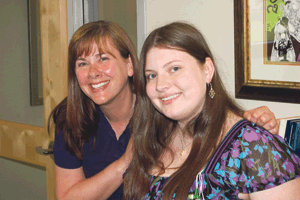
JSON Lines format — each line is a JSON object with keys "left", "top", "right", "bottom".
{"left": 67, "top": 0, "right": 84, "bottom": 41}
{"left": 137, "top": 0, "right": 147, "bottom": 56}
{"left": 83, "top": 0, "right": 98, "bottom": 24}
{"left": 67, "top": 0, "right": 98, "bottom": 42}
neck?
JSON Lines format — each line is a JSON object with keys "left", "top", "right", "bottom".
{"left": 100, "top": 88, "right": 135, "bottom": 124}
{"left": 100, "top": 91, "right": 135, "bottom": 139}
{"left": 173, "top": 127, "right": 193, "bottom": 155}
{"left": 151, "top": 128, "right": 193, "bottom": 177}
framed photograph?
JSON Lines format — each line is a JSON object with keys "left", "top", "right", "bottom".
{"left": 28, "top": 0, "right": 43, "bottom": 106}
{"left": 264, "top": 0, "right": 300, "bottom": 64}
{"left": 234, "top": 0, "right": 300, "bottom": 104}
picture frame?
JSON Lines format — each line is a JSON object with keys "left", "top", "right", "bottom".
{"left": 28, "top": 0, "right": 43, "bottom": 106}
{"left": 264, "top": 1, "right": 300, "bottom": 64}
{"left": 234, "top": 0, "right": 300, "bottom": 104}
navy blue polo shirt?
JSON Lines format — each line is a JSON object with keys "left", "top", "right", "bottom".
{"left": 53, "top": 107, "right": 131, "bottom": 200}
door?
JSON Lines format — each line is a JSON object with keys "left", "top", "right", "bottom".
{"left": 0, "top": 0, "right": 68, "bottom": 199}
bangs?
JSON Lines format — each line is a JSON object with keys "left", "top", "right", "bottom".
{"left": 73, "top": 36, "right": 115, "bottom": 59}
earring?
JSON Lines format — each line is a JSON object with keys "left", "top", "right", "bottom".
{"left": 208, "top": 83, "right": 215, "bottom": 99}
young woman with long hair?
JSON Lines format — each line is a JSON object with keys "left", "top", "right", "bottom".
{"left": 123, "top": 22, "right": 300, "bottom": 199}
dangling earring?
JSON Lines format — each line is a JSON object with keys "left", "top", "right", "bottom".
{"left": 208, "top": 83, "right": 215, "bottom": 99}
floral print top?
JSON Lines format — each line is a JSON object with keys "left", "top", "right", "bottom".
{"left": 144, "top": 120, "right": 300, "bottom": 199}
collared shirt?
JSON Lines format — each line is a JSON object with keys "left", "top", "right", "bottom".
{"left": 53, "top": 107, "right": 131, "bottom": 200}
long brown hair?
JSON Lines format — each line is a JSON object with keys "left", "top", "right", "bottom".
{"left": 48, "top": 20, "right": 138, "bottom": 159}
{"left": 123, "top": 22, "right": 243, "bottom": 199}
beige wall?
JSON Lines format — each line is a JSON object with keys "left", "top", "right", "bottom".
{"left": 143, "top": 0, "right": 300, "bottom": 118}
{"left": 98, "top": 0, "right": 137, "bottom": 50}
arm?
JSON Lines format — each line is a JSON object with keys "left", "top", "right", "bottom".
{"left": 55, "top": 159, "right": 124, "bottom": 200}
{"left": 239, "top": 106, "right": 279, "bottom": 199}
{"left": 56, "top": 137, "right": 133, "bottom": 200}
{"left": 238, "top": 178, "right": 300, "bottom": 200}
{"left": 243, "top": 106, "right": 279, "bottom": 135}
{"left": 249, "top": 178, "right": 300, "bottom": 200}
{"left": 235, "top": 122, "right": 300, "bottom": 200}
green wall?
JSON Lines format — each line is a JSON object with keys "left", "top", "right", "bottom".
{"left": 0, "top": 0, "right": 44, "bottom": 127}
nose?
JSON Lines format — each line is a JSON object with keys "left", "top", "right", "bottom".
{"left": 88, "top": 63, "right": 103, "bottom": 79}
{"left": 156, "top": 74, "right": 171, "bottom": 92}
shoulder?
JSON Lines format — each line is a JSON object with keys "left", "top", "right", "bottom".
{"left": 53, "top": 127, "right": 83, "bottom": 168}
{"left": 236, "top": 121, "right": 300, "bottom": 167}
{"left": 223, "top": 118, "right": 278, "bottom": 145}
{"left": 234, "top": 120, "right": 287, "bottom": 152}
{"left": 215, "top": 119, "right": 300, "bottom": 192}
{"left": 225, "top": 119, "right": 295, "bottom": 159}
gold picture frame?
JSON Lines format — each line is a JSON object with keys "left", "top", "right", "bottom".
{"left": 234, "top": 0, "right": 300, "bottom": 103}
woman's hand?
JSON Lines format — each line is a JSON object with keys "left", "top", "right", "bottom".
{"left": 243, "top": 106, "right": 279, "bottom": 135}
{"left": 55, "top": 136, "right": 134, "bottom": 200}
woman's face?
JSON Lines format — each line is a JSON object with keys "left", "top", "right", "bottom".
{"left": 75, "top": 42, "right": 134, "bottom": 106}
{"left": 145, "top": 47, "right": 214, "bottom": 126}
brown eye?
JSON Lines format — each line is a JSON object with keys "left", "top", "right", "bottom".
{"left": 147, "top": 74, "right": 157, "bottom": 80}
{"left": 77, "top": 62, "right": 87, "bottom": 67}
{"left": 100, "top": 57, "right": 109, "bottom": 61}
{"left": 171, "top": 66, "right": 180, "bottom": 72}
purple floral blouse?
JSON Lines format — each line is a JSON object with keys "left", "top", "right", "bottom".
{"left": 144, "top": 120, "right": 300, "bottom": 199}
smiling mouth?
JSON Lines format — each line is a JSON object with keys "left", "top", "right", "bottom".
{"left": 162, "top": 93, "right": 180, "bottom": 101}
{"left": 91, "top": 81, "right": 109, "bottom": 89}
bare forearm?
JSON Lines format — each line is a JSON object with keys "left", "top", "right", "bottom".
{"left": 57, "top": 159, "right": 126, "bottom": 200}
{"left": 248, "top": 178, "right": 300, "bottom": 200}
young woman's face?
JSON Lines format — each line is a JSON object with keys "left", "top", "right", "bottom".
{"left": 145, "top": 47, "right": 213, "bottom": 125}
{"left": 75, "top": 42, "right": 134, "bottom": 106}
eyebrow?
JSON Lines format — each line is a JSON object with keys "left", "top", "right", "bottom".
{"left": 163, "top": 60, "right": 182, "bottom": 68}
{"left": 76, "top": 52, "right": 103, "bottom": 62}
{"left": 76, "top": 58, "right": 86, "bottom": 61}
{"left": 145, "top": 60, "right": 182, "bottom": 70}
{"left": 144, "top": 69, "right": 154, "bottom": 73}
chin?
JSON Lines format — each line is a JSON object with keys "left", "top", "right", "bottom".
{"left": 90, "top": 97, "right": 110, "bottom": 106}
{"left": 164, "top": 113, "right": 181, "bottom": 121}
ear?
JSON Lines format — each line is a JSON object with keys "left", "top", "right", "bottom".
{"left": 204, "top": 57, "right": 215, "bottom": 84}
{"left": 126, "top": 55, "right": 134, "bottom": 77}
